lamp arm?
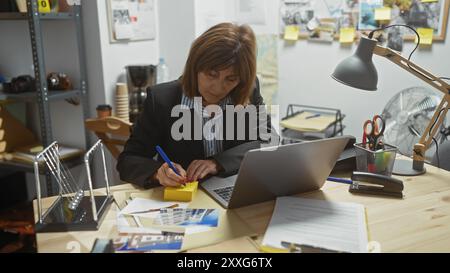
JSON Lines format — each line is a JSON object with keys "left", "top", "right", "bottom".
{"left": 373, "top": 45, "right": 450, "bottom": 168}
{"left": 373, "top": 45, "right": 450, "bottom": 95}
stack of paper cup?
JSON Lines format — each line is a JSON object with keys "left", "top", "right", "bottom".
{"left": 115, "top": 83, "right": 129, "bottom": 122}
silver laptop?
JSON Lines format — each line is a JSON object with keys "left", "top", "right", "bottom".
{"left": 201, "top": 136, "right": 350, "bottom": 209}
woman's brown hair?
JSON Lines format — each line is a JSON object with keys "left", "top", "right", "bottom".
{"left": 181, "top": 22, "right": 257, "bottom": 105}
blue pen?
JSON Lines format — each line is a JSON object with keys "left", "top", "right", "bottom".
{"left": 155, "top": 145, "right": 182, "bottom": 177}
{"left": 327, "top": 176, "right": 353, "bottom": 185}
{"left": 305, "top": 113, "right": 321, "bottom": 119}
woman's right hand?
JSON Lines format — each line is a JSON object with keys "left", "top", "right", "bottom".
{"left": 154, "top": 163, "right": 187, "bottom": 187}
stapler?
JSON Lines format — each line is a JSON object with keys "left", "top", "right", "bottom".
{"left": 349, "top": 171, "right": 404, "bottom": 198}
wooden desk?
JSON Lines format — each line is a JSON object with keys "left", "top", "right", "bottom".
{"left": 34, "top": 162, "right": 450, "bottom": 253}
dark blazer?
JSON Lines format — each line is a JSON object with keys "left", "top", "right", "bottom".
{"left": 116, "top": 79, "right": 279, "bottom": 188}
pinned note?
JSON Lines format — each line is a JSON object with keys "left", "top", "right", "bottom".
{"left": 38, "top": 0, "right": 51, "bottom": 13}
{"left": 339, "top": 27, "right": 356, "bottom": 44}
{"left": 416, "top": 28, "right": 434, "bottom": 45}
{"left": 284, "top": 25, "right": 299, "bottom": 41}
{"left": 374, "top": 7, "right": 391, "bottom": 21}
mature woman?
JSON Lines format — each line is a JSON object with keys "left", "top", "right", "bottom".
{"left": 117, "top": 22, "right": 278, "bottom": 188}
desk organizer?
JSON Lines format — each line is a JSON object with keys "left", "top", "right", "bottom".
{"left": 354, "top": 143, "right": 398, "bottom": 176}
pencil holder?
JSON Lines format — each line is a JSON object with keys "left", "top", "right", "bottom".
{"left": 354, "top": 143, "right": 398, "bottom": 176}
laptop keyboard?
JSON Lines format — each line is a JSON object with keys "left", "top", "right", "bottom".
{"left": 213, "top": 186, "right": 234, "bottom": 202}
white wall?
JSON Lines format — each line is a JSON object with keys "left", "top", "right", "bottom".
{"left": 86, "top": 0, "right": 160, "bottom": 188}
{"left": 159, "top": 0, "right": 196, "bottom": 81}
{"left": 96, "top": 0, "right": 160, "bottom": 108}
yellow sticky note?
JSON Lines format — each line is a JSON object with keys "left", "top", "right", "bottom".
{"left": 284, "top": 25, "right": 299, "bottom": 41}
{"left": 416, "top": 28, "right": 434, "bottom": 45}
{"left": 421, "top": 0, "right": 438, "bottom": 3}
{"left": 374, "top": 7, "right": 391, "bottom": 21}
{"left": 38, "top": 0, "right": 51, "bottom": 13}
{"left": 164, "top": 181, "right": 198, "bottom": 202}
{"left": 339, "top": 27, "right": 355, "bottom": 44}
{"left": 260, "top": 245, "right": 290, "bottom": 253}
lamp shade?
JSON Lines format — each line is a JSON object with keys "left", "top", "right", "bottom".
{"left": 331, "top": 37, "right": 379, "bottom": 91}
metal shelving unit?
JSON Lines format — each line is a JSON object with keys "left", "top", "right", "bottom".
{"left": 0, "top": 156, "right": 83, "bottom": 174}
{"left": 0, "top": 11, "right": 74, "bottom": 20}
{"left": 0, "top": 1, "right": 91, "bottom": 195}
{"left": 0, "top": 89, "right": 81, "bottom": 101}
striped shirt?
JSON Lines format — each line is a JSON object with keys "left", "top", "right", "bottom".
{"left": 181, "top": 93, "right": 232, "bottom": 158}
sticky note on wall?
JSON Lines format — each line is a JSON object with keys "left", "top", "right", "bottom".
{"left": 284, "top": 25, "right": 299, "bottom": 41}
{"left": 374, "top": 7, "right": 391, "bottom": 21}
{"left": 38, "top": 0, "right": 51, "bottom": 13}
{"left": 416, "top": 28, "right": 434, "bottom": 45}
{"left": 339, "top": 28, "right": 355, "bottom": 44}
{"left": 421, "top": 0, "right": 438, "bottom": 3}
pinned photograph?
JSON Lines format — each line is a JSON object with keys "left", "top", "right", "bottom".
{"left": 308, "top": 19, "right": 337, "bottom": 43}
{"left": 358, "top": 0, "right": 383, "bottom": 30}
{"left": 385, "top": 0, "right": 448, "bottom": 40}
{"left": 280, "top": 0, "right": 315, "bottom": 34}
{"left": 387, "top": 26, "right": 404, "bottom": 52}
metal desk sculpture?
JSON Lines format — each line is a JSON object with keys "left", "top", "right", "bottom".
{"left": 34, "top": 140, "right": 113, "bottom": 232}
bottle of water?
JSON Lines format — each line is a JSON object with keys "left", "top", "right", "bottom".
{"left": 157, "top": 57, "right": 170, "bottom": 84}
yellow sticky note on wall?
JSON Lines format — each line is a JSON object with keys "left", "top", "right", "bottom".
{"left": 416, "top": 28, "right": 434, "bottom": 45}
{"left": 421, "top": 0, "right": 438, "bottom": 3}
{"left": 339, "top": 28, "right": 355, "bottom": 44}
{"left": 38, "top": 0, "right": 51, "bottom": 13}
{"left": 284, "top": 25, "right": 299, "bottom": 41}
{"left": 374, "top": 7, "right": 391, "bottom": 21}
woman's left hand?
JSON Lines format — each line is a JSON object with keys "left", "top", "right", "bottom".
{"left": 187, "top": 159, "right": 221, "bottom": 181}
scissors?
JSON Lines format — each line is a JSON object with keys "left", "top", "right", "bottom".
{"left": 362, "top": 115, "right": 385, "bottom": 151}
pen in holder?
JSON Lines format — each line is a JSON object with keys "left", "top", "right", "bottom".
{"left": 354, "top": 143, "right": 398, "bottom": 176}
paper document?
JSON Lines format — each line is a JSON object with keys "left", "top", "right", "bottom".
{"left": 284, "top": 25, "right": 299, "bottom": 41}
{"left": 113, "top": 187, "right": 255, "bottom": 251}
{"left": 117, "top": 198, "right": 212, "bottom": 234}
{"left": 262, "top": 197, "right": 368, "bottom": 253}
{"left": 119, "top": 197, "right": 189, "bottom": 219}
{"left": 280, "top": 111, "right": 336, "bottom": 132}
{"left": 236, "top": 0, "right": 267, "bottom": 25}
{"left": 116, "top": 206, "right": 164, "bottom": 234}
{"left": 154, "top": 209, "right": 219, "bottom": 228}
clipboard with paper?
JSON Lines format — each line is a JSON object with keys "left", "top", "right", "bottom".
{"left": 261, "top": 197, "right": 369, "bottom": 253}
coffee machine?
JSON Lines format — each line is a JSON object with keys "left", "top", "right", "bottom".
{"left": 126, "top": 65, "right": 156, "bottom": 122}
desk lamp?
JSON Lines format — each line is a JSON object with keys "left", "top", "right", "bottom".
{"left": 332, "top": 25, "right": 450, "bottom": 176}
